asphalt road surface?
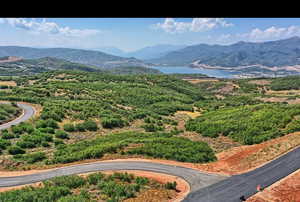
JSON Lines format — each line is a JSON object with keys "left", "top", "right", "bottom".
{"left": 183, "top": 146, "right": 300, "bottom": 202}
{"left": 0, "top": 161, "right": 227, "bottom": 192}
{"left": 0, "top": 103, "right": 35, "bottom": 131}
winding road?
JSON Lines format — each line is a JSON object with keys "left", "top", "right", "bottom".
{"left": 0, "top": 102, "right": 299, "bottom": 202}
{"left": 0, "top": 102, "right": 35, "bottom": 131}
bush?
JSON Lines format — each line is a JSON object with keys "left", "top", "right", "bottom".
{"left": 101, "top": 117, "right": 125, "bottom": 129}
{"left": 25, "top": 152, "right": 46, "bottom": 163}
{"left": 63, "top": 123, "right": 75, "bottom": 132}
{"left": 55, "top": 130, "right": 69, "bottom": 139}
{"left": 82, "top": 120, "right": 98, "bottom": 131}
{"left": 8, "top": 146, "right": 25, "bottom": 155}
{"left": 75, "top": 123, "right": 86, "bottom": 132}
{"left": 38, "top": 127, "right": 55, "bottom": 134}
{"left": 54, "top": 139, "right": 65, "bottom": 146}
{"left": 45, "top": 175, "right": 86, "bottom": 189}
{"left": 87, "top": 172, "right": 105, "bottom": 185}
{"left": 0, "top": 138, "right": 11, "bottom": 149}
{"left": 1, "top": 132, "right": 15, "bottom": 139}
{"left": 165, "top": 181, "right": 177, "bottom": 190}
{"left": 142, "top": 123, "right": 164, "bottom": 132}
{"left": 11, "top": 123, "right": 34, "bottom": 135}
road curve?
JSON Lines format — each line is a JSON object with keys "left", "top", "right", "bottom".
{"left": 0, "top": 161, "right": 227, "bottom": 192}
{"left": 0, "top": 103, "right": 35, "bottom": 131}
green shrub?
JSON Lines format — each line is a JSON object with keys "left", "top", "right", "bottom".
{"left": 101, "top": 117, "right": 125, "bottom": 129}
{"left": 55, "top": 130, "right": 69, "bottom": 139}
{"left": 87, "top": 172, "right": 105, "bottom": 185}
{"left": 1, "top": 132, "right": 15, "bottom": 139}
{"left": 82, "top": 120, "right": 98, "bottom": 131}
{"left": 45, "top": 175, "right": 86, "bottom": 189}
{"left": 75, "top": 123, "right": 86, "bottom": 132}
{"left": 141, "top": 123, "right": 164, "bottom": 132}
{"left": 63, "top": 123, "right": 75, "bottom": 132}
{"left": 165, "top": 181, "right": 177, "bottom": 190}
{"left": 8, "top": 146, "right": 25, "bottom": 155}
{"left": 25, "top": 152, "right": 46, "bottom": 163}
{"left": 0, "top": 138, "right": 11, "bottom": 149}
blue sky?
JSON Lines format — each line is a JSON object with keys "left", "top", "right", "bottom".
{"left": 1, "top": 18, "right": 300, "bottom": 52}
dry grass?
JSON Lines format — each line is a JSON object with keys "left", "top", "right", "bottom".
{"left": 175, "top": 111, "right": 201, "bottom": 119}
{"left": 179, "top": 132, "right": 241, "bottom": 153}
{"left": 182, "top": 79, "right": 219, "bottom": 84}
{"left": 248, "top": 80, "right": 271, "bottom": 85}
{"left": 0, "top": 81, "right": 16, "bottom": 86}
{"left": 266, "top": 89, "right": 300, "bottom": 96}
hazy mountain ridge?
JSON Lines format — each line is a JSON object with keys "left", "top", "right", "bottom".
{"left": 0, "top": 57, "right": 162, "bottom": 76}
{"left": 0, "top": 46, "right": 147, "bottom": 68}
{"left": 126, "top": 44, "right": 187, "bottom": 60}
{"left": 149, "top": 37, "right": 300, "bottom": 68}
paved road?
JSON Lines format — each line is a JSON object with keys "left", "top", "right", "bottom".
{"left": 0, "top": 161, "right": 227, "bottom": 192}
{"left": 183, "top": 146, "right": 300, "bottom": 202}
{"left": 0, "top": 103, "right": 35, "bottom": 131}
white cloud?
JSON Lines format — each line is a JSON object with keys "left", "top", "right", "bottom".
{"left": 0, "top": 18, "right": 101, "bottom": 37}
{"left": 240, "top": 25, "right": 300, "bottom": 41}
{"left": 152, "top": 18, "right": 233, "bottom": 33}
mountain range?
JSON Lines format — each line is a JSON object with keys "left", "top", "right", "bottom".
{"left": 0, "top": 57, "right": 161, "bottom": 76}
{"left": 148, "top": 37, "right": 300, "bottom": 68}
{"left": 94, "top": 44, "right": 186, "bottom": 60}
{"left": 0, "top": 46, "right": 147, "bottom": 68}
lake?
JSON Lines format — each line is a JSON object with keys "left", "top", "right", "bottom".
{"left": 150, "top": 66, "right": 236, "bottom": 78}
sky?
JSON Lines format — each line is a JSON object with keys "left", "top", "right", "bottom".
{"left": 1, "top": 18, "right": 300, "bottom": 52}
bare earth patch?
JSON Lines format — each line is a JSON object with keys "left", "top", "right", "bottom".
{"left": 266, "top": 89, "right": 300, "bottom": 96}
{"left": 182, "top": 78, "right": 219, "bottom": 84}
{"left": 258, "top": 96, "right": 300, "bottom": 104}
{"left": 179, "top": 132, "right": 241, "bottom": 153}
{"left": 0, "top": 81, "right": 16, "bottom": 87}
{"left": 196, "top": 132, "right": 300, "bottom": 175}
{"left": 247, "top": 169, "right": 300, "bottom": 202}
{"left": 248, "top": 80, "right": 271, "bottom": 86}
{"left": 175, "top": 111, "right": 201, "bottom": 119}
{"left": 215, "top": 82, "right": 239, "bottom": 94}
{"left": 0, "top": 56, "right": 22, "bottom": 63}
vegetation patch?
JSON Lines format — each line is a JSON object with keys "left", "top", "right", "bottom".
{"left": 186, "top": 103, "right": 300, "bottom": 144}
{"left": 49, "top": 132, "right": 216, "bottom": 164}
{"left": 0, "top": 102, "right": 22, "bottom": 124}
{"left": 0, "top": 172, "right": 177, "bottom": 202}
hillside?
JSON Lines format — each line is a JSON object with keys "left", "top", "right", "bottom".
{"left": 126, "top": 44, "right": 187, "bottom": 60}
{"left": 0, "top": 57, "right": 162, "bottom": 76}
{"left": 149, "top": 37, "right": 300, "bottom": 69}
{"left": 0, "top": 57, "right": 101, "bottom": 75}
{"left": 0, "top": 46, "right": 147, "bottom": 68}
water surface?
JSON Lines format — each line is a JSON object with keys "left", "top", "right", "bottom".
{"left": 151, "top": 66, "right": 235, "bottom": 78}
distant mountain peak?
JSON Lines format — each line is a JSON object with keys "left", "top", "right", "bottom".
{"left": 149, "top": 36, "right": 300, "bottom": 68}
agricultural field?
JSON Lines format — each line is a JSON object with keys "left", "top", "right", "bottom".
{"left": 0, "top": 172, "right": 178, "bottom": 202}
